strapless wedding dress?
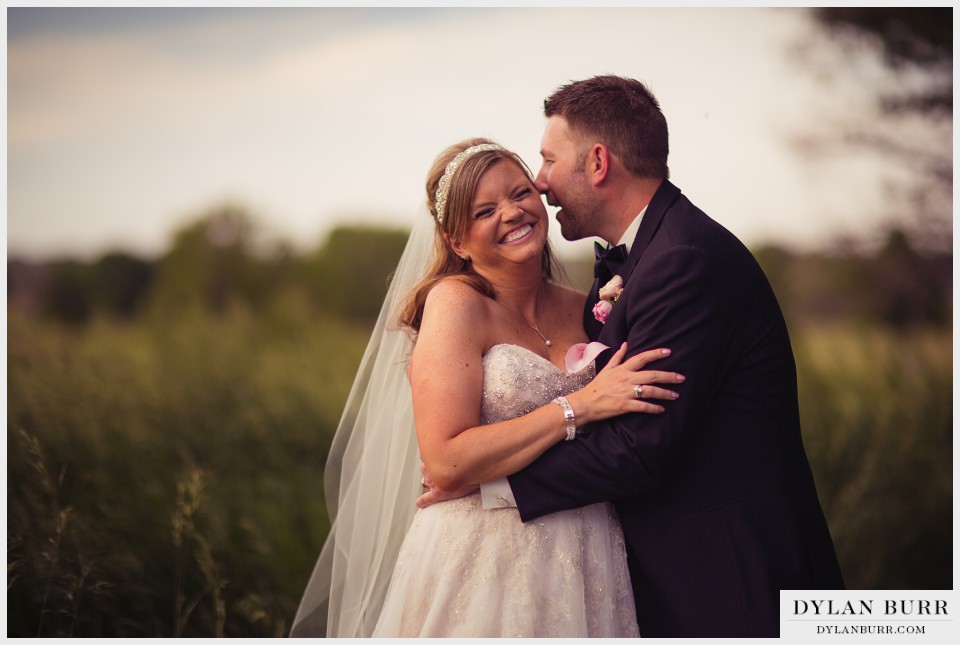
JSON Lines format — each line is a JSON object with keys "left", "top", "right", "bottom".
{"left": 372, "top": 343, "right": 639, "bottom": 637}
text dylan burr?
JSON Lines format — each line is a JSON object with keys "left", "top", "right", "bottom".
{"left": 794, "top": 600, "right": 948, "bottom": 616}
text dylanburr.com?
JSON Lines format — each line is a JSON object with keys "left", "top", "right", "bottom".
{"left": 780, "top": 591, "right": 958, "bottom": 640}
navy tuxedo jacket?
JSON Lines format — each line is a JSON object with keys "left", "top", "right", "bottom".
{"left": 508, "top": 180, "right": 844, "bottom": 637}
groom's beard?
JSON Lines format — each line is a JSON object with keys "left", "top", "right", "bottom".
{"left": 550, "top": 167, "right": 602, "bottom": 241}
{"left": 555, "top": 191, "right": 601, "bottom": 242}
{"left": 558, "top": 214, "right": 586, "bottom": 241}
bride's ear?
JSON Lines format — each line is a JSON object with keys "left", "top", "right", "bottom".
{"left": 443, "top": 233, "right": 469, "bottom": 262}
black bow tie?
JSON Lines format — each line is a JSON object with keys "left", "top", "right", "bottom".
{"left": 594, "top": 242, "right": 627, "bottom": 283}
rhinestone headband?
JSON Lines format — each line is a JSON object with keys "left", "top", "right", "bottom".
{"left": 434, "top": 143, "right": 506, "bottom": 224}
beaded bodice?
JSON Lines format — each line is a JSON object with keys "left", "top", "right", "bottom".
{"left": 373, "top": 342, "right": 637, "bottom": 637}
{"left": 480, "top": 344, "right": 595, "bottom": 425}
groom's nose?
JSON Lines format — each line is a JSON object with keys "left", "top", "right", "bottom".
{"left": 534, "top": 166, "right": 549, "bottom": 194}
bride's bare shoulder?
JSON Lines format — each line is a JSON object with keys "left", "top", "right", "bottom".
{"left": 422, "top": 277, "right": 491, "bottom": 325}
{"left": 415, "top": 278, "right": 492, "bottom": 358}
{"left": 427, "top": 276, "right": 488, "bottom": 305}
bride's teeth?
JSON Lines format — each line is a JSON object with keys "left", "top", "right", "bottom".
{"left": 504, "top": 225, "right": 532, "bottom": 244}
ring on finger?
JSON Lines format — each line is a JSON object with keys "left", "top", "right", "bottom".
{"left": 633, "top": 384, "right": 644, "bottom": 400}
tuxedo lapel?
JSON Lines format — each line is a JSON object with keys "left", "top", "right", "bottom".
{"left": 581, "top": 180, "right": 681, "bottom": 342}
{"left": 618, "top": 180, "right": 681, "bottom": 286}
{"left": 583, "top": 278, "right": 604, "bottom": 341}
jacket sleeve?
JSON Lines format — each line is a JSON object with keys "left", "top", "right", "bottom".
{"left": 508, "top": 243, "right": 735, "bottom": 522}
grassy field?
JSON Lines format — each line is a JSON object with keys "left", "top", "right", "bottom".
{"left": 7, "top": 304, "right": 369, "bottom": 637}
{"left": 6, "top": 308, "right": 953, "bottom": 636}
{"left": 792, "top": 324, "right": 953, "bottom": 590}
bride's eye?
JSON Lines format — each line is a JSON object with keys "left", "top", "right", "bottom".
{"left": 474, "top": 207, "right": 494, "bottom": 219}
{"left": 513, "top": 188, "right": 531, "bottom": 200}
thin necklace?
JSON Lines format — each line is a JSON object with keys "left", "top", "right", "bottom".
{"left": 529, "top": 289, "right": 552, "bottom": 347}
{"left": 531, "top": 324, "right": 552, "bottom": 347}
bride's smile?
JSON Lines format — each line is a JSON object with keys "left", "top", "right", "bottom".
{"left": 500, "top": 223, "right": 534, "bottom": 245}
{"left": 450, "top": 158, "right": 549, "bottom": 270}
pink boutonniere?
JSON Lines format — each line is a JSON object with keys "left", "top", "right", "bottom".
{"left": 593, "top": 275, "right": 624, "bottom": 324}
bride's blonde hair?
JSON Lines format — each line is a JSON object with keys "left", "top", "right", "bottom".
{"left": 397, "top": 137, "right": 562, "bottom": 334}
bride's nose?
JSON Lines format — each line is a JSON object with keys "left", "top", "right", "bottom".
{"left": 501, "top": 202, "right": 524, "bottom": 222}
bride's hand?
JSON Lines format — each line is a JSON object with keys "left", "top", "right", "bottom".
{"left": 566, "top": 343, "right": 684, "bottom": 424}
{"left": 416, "top": 464, "right": 477, "bottom": 508}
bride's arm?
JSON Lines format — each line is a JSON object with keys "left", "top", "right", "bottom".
{"left": 413, "top": 280, "right": 678, "bottom": 493}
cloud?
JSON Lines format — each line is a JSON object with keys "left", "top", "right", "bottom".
{"left": 7, "top": 7, "right": 937, "bottom": 259}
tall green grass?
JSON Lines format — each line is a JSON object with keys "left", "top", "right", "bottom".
{"left": 6, "top": 311, "right": 952, "bottom": 636}
{"left": 793, "top": 324, "right": 952, "bottom": 589}
{"left": 7, "top": 303, "right": 369, "bottom": 636}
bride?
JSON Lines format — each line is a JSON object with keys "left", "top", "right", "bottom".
{"left": 290, "top": 139, "right": 680, "bottom": 637}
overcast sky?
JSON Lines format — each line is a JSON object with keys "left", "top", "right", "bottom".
{"left": 5, "top": 5, "right": 943, "bottom": 260}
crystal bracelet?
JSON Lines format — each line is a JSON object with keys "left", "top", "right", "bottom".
{"left": 551, "top": 396, "right": 577, "bottom": 441}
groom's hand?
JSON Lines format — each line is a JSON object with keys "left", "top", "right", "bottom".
{"left": 416, "top": 465, "right": 477, "bottom": 508}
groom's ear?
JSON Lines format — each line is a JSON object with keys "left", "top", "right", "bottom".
{"left": 587, "top": 144, "right": 611, "bottom": 187}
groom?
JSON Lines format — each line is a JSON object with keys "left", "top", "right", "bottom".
{"left": 424, "top": 75, "right": 844, "bottom": 637}
{"left": 519, "top": 75, "right": 846, "bottom": 636}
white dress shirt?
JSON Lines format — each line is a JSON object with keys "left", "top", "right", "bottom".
{"left": 479, "top": 209, "right": 647, "bottom": 510}
{"left": 615, "top": 207, "right": 646, "bottom": 253}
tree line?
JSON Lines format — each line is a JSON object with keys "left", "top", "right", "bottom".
{"left": 7, "top": 205, "right": 410, "bottom": 327}
{"left": 7, "top": 204, "right": 951, "bottom": 333}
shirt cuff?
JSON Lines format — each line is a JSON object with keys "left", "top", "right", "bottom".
{"left": 480, "top": 477, "right": 517, "bottom": 509}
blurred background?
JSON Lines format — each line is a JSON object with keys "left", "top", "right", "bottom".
{"left": 5, "top": 6, "right": 952, "bottom": 637}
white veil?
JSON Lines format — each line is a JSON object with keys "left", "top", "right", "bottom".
{"left": 290, "top": 213, "right": 438, "bottom": 637}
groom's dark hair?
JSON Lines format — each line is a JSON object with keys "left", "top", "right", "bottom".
{"left": 545, "top": 75, "right": 669, "bottom": 180}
